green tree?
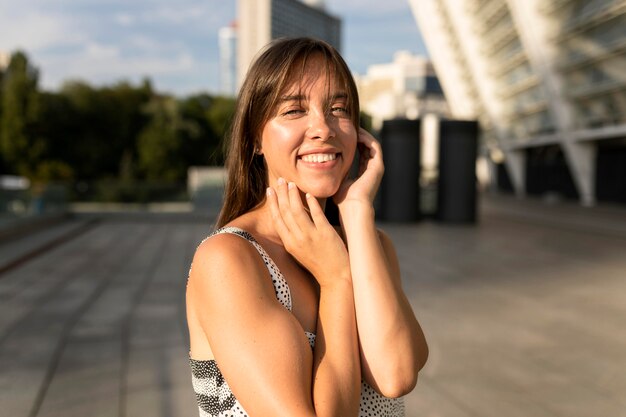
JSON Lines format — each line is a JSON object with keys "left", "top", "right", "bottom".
{"left": 58, "top": 79, "right": 152, "bottom": 180}
{"left": 179, "top": 93, "right": 230, "bottom": 166}
{"left": 137, "top": 93, "right": 233, "bottom": 182}
{"left": 137, "top": 95, "right": 187, "bottom": 181}
{"left": 205, "top": 95, "right": 235, "bottom": 164}
{"left": 0, "top": 51, "right": 41, "bottom": 177}
{"left": 30, "top": 91, "right": 75, "bottom": 181}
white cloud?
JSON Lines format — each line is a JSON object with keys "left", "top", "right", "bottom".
{"left": 85, "top": 42, "right": 120, "bottom": 60}
{"left": 142, "top": 5, "right": 211, "bottom": 24}
{"left": 114, "top": 13, "right": 135, "bottom": 26}
{"left": 39, "top": 41, "right": 196, "bottom": 90}
{"left": 327, "top": 0, "right": 409, "bottom": 16}
{"left": 113, "top": 3, "right": 219, "bottom": 27}
{"left": 0, "top": 10, "right": 83, "bottom": 52}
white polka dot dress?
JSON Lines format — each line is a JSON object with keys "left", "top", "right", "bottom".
{"left": 189, "top": 227, "right": 404, "bottom": 417}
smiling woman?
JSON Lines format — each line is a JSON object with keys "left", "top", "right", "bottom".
{"left": 259, "top": 54, "right": 356, "bottom": 200}
{"left": 185, "top": 37, "right": 428, "bottom": 417}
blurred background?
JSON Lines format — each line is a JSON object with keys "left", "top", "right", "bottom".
{"left": 0, "top": 1, "right": 625, "bottom": 416}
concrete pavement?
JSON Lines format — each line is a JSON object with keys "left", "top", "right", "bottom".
{"left": 0, "top": 195, "right": 624, "bottom": 417}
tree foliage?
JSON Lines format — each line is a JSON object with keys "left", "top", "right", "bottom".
{"left": 0, "top": 51, "right": 235, "bottom": 185}
{"left": 0, "top": 51, "right": 41, "bottom": 177}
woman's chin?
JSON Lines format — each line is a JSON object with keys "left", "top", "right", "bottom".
{"left": 301, "top": 184, "right": 340, "bottom": 200}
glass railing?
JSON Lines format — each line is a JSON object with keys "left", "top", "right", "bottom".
{"left": 0, "top": 181, "right": 68, "bottom": 217}
{"left": 0, "top": 181, "right": 69, "bottom": 236}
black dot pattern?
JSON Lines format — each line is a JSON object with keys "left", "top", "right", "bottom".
{"left": 189, "top": 227, "right": 404, "bottom": 416}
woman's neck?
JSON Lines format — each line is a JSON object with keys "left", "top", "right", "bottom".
{"left": 246, "top": 194, "right": 328, "bottom": 241}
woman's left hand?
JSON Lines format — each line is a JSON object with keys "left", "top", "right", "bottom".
{"left": 333, "top": 127, "right": 384, "bottom": 208}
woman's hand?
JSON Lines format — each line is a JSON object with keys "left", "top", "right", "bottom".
{"left": 267, "top": 178, "right": 362, "bottom": 414}
{"left": 333, "top": 128, "right": 384, "bottom": 208}
{"left": 266, "top": 178, "right": 351, "bottom": 287}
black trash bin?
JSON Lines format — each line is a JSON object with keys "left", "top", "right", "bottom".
{"left": 379, "top": 119, "right": 421, "bottom": 222}
{"left": 436, "top": 120, "right": 479, "bottom": 224}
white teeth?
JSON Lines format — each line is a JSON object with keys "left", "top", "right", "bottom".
{"left": 301, "top": 153, "right": 337, "bottom": 163}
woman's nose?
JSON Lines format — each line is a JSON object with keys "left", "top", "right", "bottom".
{"left": 307, "top": 110, "right": 336, "bottom": 141}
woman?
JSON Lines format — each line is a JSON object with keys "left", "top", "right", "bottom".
{"left": 186, "top": 37, "right": 428, "bottom": 417}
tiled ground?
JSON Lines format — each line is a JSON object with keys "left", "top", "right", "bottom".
{"left": 0, "top": 196, "right": 624, "bottom": 417}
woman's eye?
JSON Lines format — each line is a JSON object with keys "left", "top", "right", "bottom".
{"left": 283, "top": 109, "right": 304, "bottom": 116}
{"left": 331, "top": 106, "right": 348, "bottom": 115}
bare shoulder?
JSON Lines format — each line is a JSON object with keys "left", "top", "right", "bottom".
{"left": 190, "top": 232, "right": 259, "bottom": 275}
{"left": 187, "top": 232, "right": 275, "bottom": 306}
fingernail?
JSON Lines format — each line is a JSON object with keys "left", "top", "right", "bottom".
{"left": 277, "top": 177, "right": 285, "bottom": 185}
{"left": 288, "top": 182, "right": 295, "bottom": 190}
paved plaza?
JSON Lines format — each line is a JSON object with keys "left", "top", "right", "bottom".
{"left": 0, "top": 195, "right": 625, "bottom": 417}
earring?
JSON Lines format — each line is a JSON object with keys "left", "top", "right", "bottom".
{"left": 254, "top": 148, "right": 262, "bottom": 155}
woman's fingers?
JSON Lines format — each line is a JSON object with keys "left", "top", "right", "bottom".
{"left": 275, "top": 178, "right": 292, "bottom": 218}
{"left": 266, "top": 186, "right": 291, "bottom": 238}
{"left": 359, "top": 129, "right": 382, "bottom": 162}
{"left": 287, "top": 181, "right": 315, "bottom": 225}
{"left": 332, "top": 128, "right": 385, "bottom": 206}
{"left": 305, "top": 193, "right": 327, "bottom": 228}
{"left": 273, "top": 178, "right": 319, "bottom": 235}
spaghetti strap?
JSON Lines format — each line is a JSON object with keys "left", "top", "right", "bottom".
{"left": 208, "top": 227, "right": 292, "bottom": 311}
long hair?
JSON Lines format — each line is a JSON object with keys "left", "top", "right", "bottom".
{"left": 216, "top": 37, "right": 360, "bottom": 228}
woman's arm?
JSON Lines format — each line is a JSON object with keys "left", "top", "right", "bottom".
{"left": 335, "top": 128, "right": 428, "bottom": 398}
{"left": 267, "top": 179, "right": 361, "bottom": 416}
{"left": 187, "top": 237, "right": 319, "bottom": 416}
{"left": 340, "top": 203, "right": 428, "bottom": 397}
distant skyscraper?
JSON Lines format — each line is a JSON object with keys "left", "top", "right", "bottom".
{"left": 219, "top": 22, "right": 238, "bottom": 97}
{"left": 409, "top": 0, "right": 626, "bottom": 206}
{"left": 236, "top": 0, "right": 341, "bottom": 90}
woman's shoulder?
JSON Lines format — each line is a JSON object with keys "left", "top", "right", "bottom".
{"left": 192, "top": 227, "right": 259, "bottom": 269}
{"left": 189, "top": 225, "right": 272, "bottom": 290}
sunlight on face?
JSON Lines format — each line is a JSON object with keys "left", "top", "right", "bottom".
{"left": 260, "top": 55, "right": 357, "bottom": 199}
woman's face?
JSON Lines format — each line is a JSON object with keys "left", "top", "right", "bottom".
{"left": 259, "top": 56, "right": 357, "bottom": 198}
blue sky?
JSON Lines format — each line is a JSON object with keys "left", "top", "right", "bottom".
{"left": 0, "top": 0, "right": 427, "bottom": 96}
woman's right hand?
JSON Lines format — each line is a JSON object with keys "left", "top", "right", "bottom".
{"left": 266, "top": 178, "right": 351, "bottom": 287}
{"left": 267, "top": 177, "right": 361, "bottom": 416}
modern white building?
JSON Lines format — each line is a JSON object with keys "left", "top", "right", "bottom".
{"left": 355, "top": 52, "right": 451, "bottom": 189}
{"left": 409, "top": 0, "right": 626, "bottom": 205}
{"left": 355, "top": 51, "right": 450, "bottom": 131}
{"left": 236, "top": 0, "right": 341, "bottom": 89}
{"left": 218, "top": 22, "right": 238, "bottom": 97}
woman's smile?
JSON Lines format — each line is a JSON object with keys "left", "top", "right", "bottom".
{"left": 299, "top": 152, "right": 338, "bottom": 163}
{"left": 297, "top": 147, "right": 342, "bottom": 170}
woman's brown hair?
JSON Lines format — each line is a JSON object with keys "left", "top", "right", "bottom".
{"left": 215, "top": 37, "right": 360, "bottom": 228}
